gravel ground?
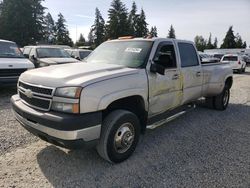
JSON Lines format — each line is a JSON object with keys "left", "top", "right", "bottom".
{"left": 0, "top": 69, "right": 250, "bottom": 187}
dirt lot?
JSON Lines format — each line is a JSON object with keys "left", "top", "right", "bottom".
{"left": 0, "top": 69, "right": 250, "bottom": 188}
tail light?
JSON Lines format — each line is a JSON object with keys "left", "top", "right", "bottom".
{"left": 238, "top": 61, "right": 241, "bottom": 65}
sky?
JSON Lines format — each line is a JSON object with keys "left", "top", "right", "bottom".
{"left": 43, "top": 0, "right": 250, "bottom": 47}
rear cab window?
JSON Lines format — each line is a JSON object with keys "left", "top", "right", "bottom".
{"left": 222, "top": 56, "right": 238, "bottom": 61}
{"left": 178, "top": 43, "right": 199, "bottom": 67}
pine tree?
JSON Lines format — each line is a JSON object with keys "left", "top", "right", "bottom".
{"left": 194, "top": 35, "right": 207, "bottom": 52}
{"left": 213, "top": 37, "right": 218, "bottom": 49}
{"left": 91, "top": 8, "right": 106, "bottom": 47}
{"left": 44, "top": 13, "right": 56, "bottom": 44}
{"left": 167, "top": 25, "right": 176, "bottom": 39}
{"left": 87, "top": 29, "right": 94, "bottom": 47}
{"left": 0, "top": 0, "right": 45, "bottom": 46}
{"left": 235, "top": 33, "right": 244, "bottom": 48}
{"left": 75, "top": 33, "right": 86, "bottom": 47}
{"left": 106, "top": 0, "right": 129, "bottom": 39}
{"left": 242, "top": 41, "right": 247, "bottom": 49}
{"left": 128, "top": 2, "right": 138, "bottom": 36}
{"left": 221, "top": 26, "right": 236, "bottom": 48}
{"left": 135, "top": 9, "right": 148, "bottom": 37}
{"left": 149, "top": 26, "right": 158, "bottom": 37}
{"left": 55, "top": 13, "right": 73, "bottom": 46}
{"left": 206, "top": 33, "right": 214, "bottom": 49}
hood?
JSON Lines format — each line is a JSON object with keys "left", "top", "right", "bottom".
{"left": 0, "top": 58, "right": 34, "bottom": 69}
{"left": 39, "top": 57, "right": 79, "bottom": 65}
{"left": 19, "top": 62, "right": 139, "bottom": 87}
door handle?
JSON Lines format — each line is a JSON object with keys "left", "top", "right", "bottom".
{"left": 172, "top": 74, "right": 179, "bottom": 80}
{"left": 196, "top": 71, "right": 201, "bottom": 77}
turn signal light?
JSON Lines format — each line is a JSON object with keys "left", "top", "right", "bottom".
{"left": 238, "top": 61, "right": 241, "bottom": 65}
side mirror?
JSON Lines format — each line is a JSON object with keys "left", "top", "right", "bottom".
{"left": 31, "top": 55, "right": 37, "bottom": 61}
{"left": 150, "top": 63, "right": 165, "bottom": 75}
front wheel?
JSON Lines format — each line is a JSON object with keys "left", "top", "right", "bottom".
{"left": 214, "top": 87, "right": 230, "bottom": 110}
{"left": 96, "top": 110, "right": 141, "bottom": 163}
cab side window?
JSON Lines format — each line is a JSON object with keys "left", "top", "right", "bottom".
{"left": 154, "top": 43, "right": 177, "bottom": 68}
{"left": 178, "top": 43, "right": 199, "bottom": 67}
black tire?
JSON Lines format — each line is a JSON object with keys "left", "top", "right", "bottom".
{"left": 205, "top": 97, "right": 214, "bottom": 109}
{"left": 96, "top": 110, "right": 141, "bottom": 163}
{"left": 214, "top": 87, "right": 230, "bottom": 111}
{"left": 238, "top": 68, "right": 243, "bottom": 74}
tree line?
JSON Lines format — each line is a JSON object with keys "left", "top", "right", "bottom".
{"left": 194, "top": 26, "right": 247, "bottom": 51}
{"left": 0, "top": 0, "right": 247, "bottom": 50}
{"left": 0, "top": 0, "right": 73, "bottom": 46}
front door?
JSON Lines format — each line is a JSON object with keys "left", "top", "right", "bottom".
{"left": 148, "top": 42, "right": 182, "bottom": 117}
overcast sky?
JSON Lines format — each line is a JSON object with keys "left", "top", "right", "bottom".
{"left": 43, "top": 0, "right": 250, "bottom": 47}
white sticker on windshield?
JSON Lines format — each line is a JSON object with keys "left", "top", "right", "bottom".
{"left": 125, "top": 48, "right": 142, "bottom": 53}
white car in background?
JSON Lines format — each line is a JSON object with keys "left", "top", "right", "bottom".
{"left": 221, "top": 54, "right": 247, "bottom": 73}
{"left": 0, "top": 39, "right": 34, "bottom": 86}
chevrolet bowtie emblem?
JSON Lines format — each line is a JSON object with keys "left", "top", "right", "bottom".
{"left": 24, "top": 89, "right": 33, "bottom": 98}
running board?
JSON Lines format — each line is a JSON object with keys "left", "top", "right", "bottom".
{"left": 146, "top": 104, "right": 196, "bottom": 130}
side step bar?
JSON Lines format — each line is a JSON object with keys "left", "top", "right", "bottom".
{"left": 146, "top": 104, "right": 196, "bottom": 130}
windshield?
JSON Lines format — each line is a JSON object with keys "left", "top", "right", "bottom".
{"left": 86, "top": 41, "right": 153, "bottom": 68}
{"left": 0, "top": 41, "right": 24, "bottom": 58}
{"left": 222, "top": 56, "right": 238, "bottom": 61}
{"left": 80, "top": 51, "right": 92, "bottom": 59}
{"left": 37, "top": 48, "right": 70, "bottom": 58}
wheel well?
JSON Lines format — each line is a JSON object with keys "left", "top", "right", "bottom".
{"left": 103, "top": 96, "right": 148, "bottom": 133}
{"left": 225, "top": 77, "right": 233, "bottom": 89}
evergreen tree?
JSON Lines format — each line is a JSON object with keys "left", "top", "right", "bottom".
{"left": 91, "top": 8, "right": 106, "bottom": 47}
{"left": 0, "top": 0, "right": 45, "bottom": 46}
{"left": 87, "top": 29, "right": 94, "bottom": 47}
{"left": 167, "top": 25, "right": 176, "bottom": 39}
{"left": 213, "top": 37, "right": 218, "bottom": 49}
{"left": 242, "top": 41, "right": 247, "bottom": 49}
{"left": 206, "top": 33, "right": 214, "bottom": 49}
{"left": 75, "top": 33, "right": 86, "bottom": 47}
{"left": 128, "top": 2, "right": 138, "bottom": 36}
{"left": 106, "top": 0, "right": 129, "bottom": 39}
{"left": 44, "top": 12, "right": 56, "bottom": 44}
{"left": 135, "top": 9, "right": 148, "bottom": 37}
{"left": 149, "top": 26, "right": 158, "bottom": 37}
{"left": 55, "top": 13, "right": 73, "bottom": 46}
{"left": 220, "top": 26, "right": 236, "bottom": 48}
{"left": 235, "top": 33, "right": 244, "bottom": 48}
{"left": 194, "top": 35, "right": 207, "bottom": 52}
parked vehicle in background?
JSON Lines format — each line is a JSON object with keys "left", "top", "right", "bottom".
{"left": 221, "top": 54, "right": 247, "bottom": 73}
{"left": 71, "top": 49, "right": 92, "bottom": 60}
{"left": 11, "top": 37, "right": 233, "bottom": 163}
{"left": 0, "top": 39, "right": 34, "bottom": 86}
{"left": 213, "top": 53, "right": 224, "bottom": 61}
{"left": 198, "top": 52, "right": 220, "bottom": 64}
{"left": 23, "top": 46, "right": 80, "bottom": 68}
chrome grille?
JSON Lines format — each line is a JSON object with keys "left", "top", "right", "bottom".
{"left": 18, "top": 81, "right": 55, "bottom": 111}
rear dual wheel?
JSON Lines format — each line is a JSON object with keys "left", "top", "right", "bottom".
{"left": 205, "top": 86, "right": 230, "bottom": 111}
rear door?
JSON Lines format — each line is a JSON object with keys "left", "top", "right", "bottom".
{"left": 177, "top": 42, "right": 203, "bottom": 104}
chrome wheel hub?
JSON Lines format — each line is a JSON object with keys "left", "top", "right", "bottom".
{"left": 114, "top": 123, "right": 135, "bottom": 154}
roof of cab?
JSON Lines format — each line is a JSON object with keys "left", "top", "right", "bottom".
{"left": 108, "top": 37, "right": 194, "bottom": 44}
{"left": 0, "top": 39, "right": 16, "bottom": 43}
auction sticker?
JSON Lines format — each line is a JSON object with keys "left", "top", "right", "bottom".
{"left": 125, "top": 48, "right": 142, "bottom": 53}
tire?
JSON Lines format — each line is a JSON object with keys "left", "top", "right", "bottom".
{"left": 96, "top": 110, "right": 141, "bottom": 163}
{"left": 238, "top": 68, "right": 242, "bottom": 74}
{"left": 205, "top": 97, "right": 214, "bottom": 109}
{"left": 214, "top": 87, "right": 230, "bottom": 111}
{"left": 243, "top": 66, "right": 246, "bottom": 73}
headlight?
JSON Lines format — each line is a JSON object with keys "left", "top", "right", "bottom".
{"left": 52, "top": 102, "right": 79, "bottom": 114}
{"left": 55, "top": 87, "right": 82, "bottom": 98}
